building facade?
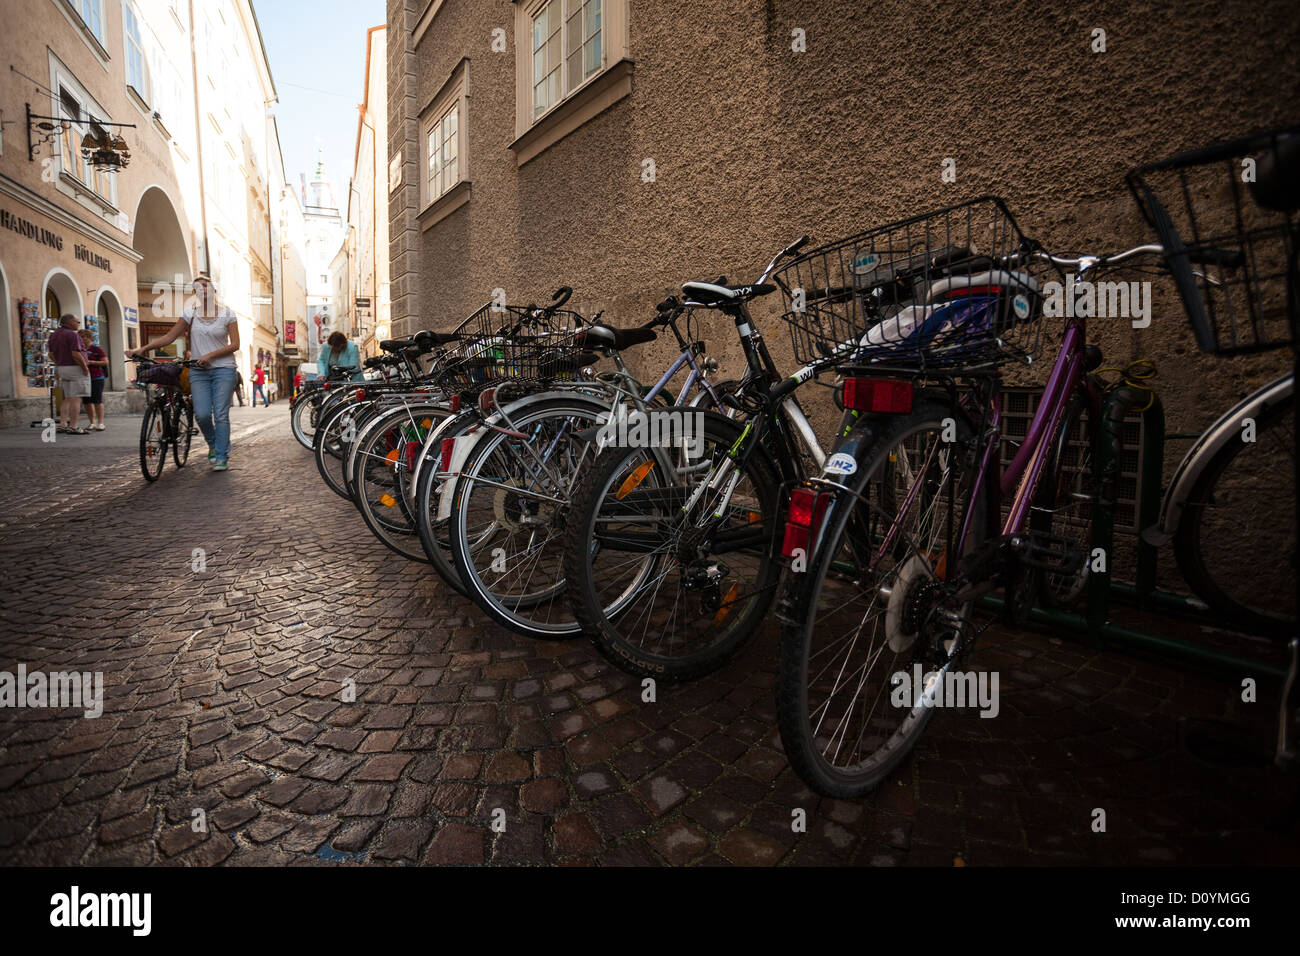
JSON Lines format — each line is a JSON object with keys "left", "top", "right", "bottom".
{"left": 347, "top": 24, "right": 389, "bottom": 358}
{"left": 0, "top": 0, "right": 292, "bottom": 426}
{"left": 386, "top": 0, "right": 1300, "bottom": 433}
{"left": 299, "top": 150, "right": 344, "bottom": 376}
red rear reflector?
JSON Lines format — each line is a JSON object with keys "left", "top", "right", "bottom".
{"left": 355, "top": 388, "right": 367, "bottom": 401}
{"left": 782, "top": 487, "right": 831, "bottom": 559}
{"left": 479, "top": 388, "right": 497, "bottom": 414}
{"left": 440, "top": 437, "right": 456, "bottom": 471}
{"left": 405, "top": 441, "right": 419, "bottom": 470}
{"left": 843, "top": 378, "right": 913, "bottom": 413}
{"left": 449, "top": 394, "right": 461, "bottom": 412}
{"left": 787, "top": 487, "right": 819, "bottom": 528}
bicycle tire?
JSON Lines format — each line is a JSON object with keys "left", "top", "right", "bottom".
{"left": 412, "top": 408, "right": 482, "bottom": 596}
{"left": 139, "top": 400, "right": 167, "bottom": 482}
{"left": 1174, "top": 391, "right": 1296, "bottom": 637}
{"left": 172, "top": 398, "right": 193, "bottom": 468}
{"left": 449, "top": 393, "right": 613, "bottom": 639}
{"left": 777, "top": 397, "right": 989, "bottom": 798}
{"left": 564, "top": 409, "right": 783, "bottom": 679}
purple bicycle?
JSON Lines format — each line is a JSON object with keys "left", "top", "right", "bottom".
{"left": 773, "top": 128, "right": 1298, "bottom": 797}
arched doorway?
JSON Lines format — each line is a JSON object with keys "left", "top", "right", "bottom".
{"left": 41, "top": 268, "right": 83, "bottom": 323}
{"left": 132, "top": 186, "right": 192, "bottom": 358}
{"left": 94, "top": 288, "right": 124, "bottom": 390}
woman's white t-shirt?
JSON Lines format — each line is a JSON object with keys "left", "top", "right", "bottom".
{"left": 183, "top": 306, "right": 238, "bottom": 368}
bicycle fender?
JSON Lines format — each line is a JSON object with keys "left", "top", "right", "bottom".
{"left": 1147, "top": 372, "right": 1293, "bottom": 542}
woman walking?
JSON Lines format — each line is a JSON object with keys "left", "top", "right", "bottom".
{"left": 127, "top": 274, "right": 240, "bottom": 471}
{"left": 317, "top": 331, "right": 362, "bottom": 382}
{"left": 79, "top": 329, "right": 108, "bottom": 430}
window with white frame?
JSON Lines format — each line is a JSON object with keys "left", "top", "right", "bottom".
{"left": 56, "top": 84, "right": 116, "bottom": 207}
{"left": 425, "top": 104, "right": 459, "bottom": 202}
{"left": 530, "top": 0, "right": 602, "bottom": 120}
{"left": 125, "top": 3, "right": 150, "bottom": 102}
{"left": 420, "top": 60, "right": 469, "bottom": 211}
{"left": 72, "top": 0, "right": 105, "bottom": 45}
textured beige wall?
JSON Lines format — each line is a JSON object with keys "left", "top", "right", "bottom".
{"left": 391, "top": 0, "right": 1299, "bottom": 597}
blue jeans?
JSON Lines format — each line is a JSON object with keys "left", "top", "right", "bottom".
{"left": 189, "top": 366, "right": 238, "bottom": 461}
{"left": 252, "top": 384, "right": 267, "bottom": 406}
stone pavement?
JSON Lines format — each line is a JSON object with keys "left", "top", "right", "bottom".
{"left": 0, "top": 405, "right": 1296, "bottom": 866}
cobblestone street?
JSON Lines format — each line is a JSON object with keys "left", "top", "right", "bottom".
{"left": 0, "top": 405, "right": 1296, "bottom": 866}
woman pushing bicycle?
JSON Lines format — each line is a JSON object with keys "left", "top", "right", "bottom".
{"left": 127, "top": 273, "right": 242, "bottom": 471}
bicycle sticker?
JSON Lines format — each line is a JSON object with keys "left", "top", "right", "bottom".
{"left": 825, "top": 452, "right": 857, "bottom": 475}
{"left": 1012, "top": 293, "right": 1031, "bottom": 320}
{"left": 851, "top": 251, "right": 880, "bottom": 276}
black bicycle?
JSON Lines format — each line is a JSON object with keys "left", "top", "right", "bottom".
{"left": 131, "top": 357, "right": 201, "bottom": 481}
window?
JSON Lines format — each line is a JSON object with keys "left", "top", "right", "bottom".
{"left": 125, "top": 4, "right": 150, "bottom": 102}
{"left": 56, "top": 85, "right": 116, "bottom": 206}
{"left": 511, "top": 0, "right": 629, "bottom": 163}
{"left": 418, "top": 60, "right": 470, "bottom": 219}
{"left": 425, "top": 104, "right": 459, "bottom": 202}
{"left": 72, "top": 0, "right": 105, "bottom": 44}
{"left": 530, "top": 0, "right": 602, "bottom": 120}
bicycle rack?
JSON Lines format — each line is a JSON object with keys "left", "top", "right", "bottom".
{"left": 983, "top": 385, "right": 1288, "bottom": 685}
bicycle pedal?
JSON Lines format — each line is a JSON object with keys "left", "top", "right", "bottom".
{"left": 1013, "top": 531, "right": 1085, "bottom": 573}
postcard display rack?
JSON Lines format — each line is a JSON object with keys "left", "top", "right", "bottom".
{"left": 21, "top": 299, "right": 58, "bottom": 423}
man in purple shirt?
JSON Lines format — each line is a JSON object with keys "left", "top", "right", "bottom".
{"left": 48, "top": 315, "right": 91, "bottom": 435}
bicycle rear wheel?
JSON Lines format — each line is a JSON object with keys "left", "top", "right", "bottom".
{"left": 172, "top": 398, "right": 193, "bottom": 468}
{"left": 139, "top": 400, "right": 167, "bottom": 481}
{"left": 777, "top": 398, "right": 987, "bottom": 797}
{"left": 1175, "top": 391, "right": 1296, "bottom": 636}
{"left": 564, "top": 410, "right": 782, "bottom": 680}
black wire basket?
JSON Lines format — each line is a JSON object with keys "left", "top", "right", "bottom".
{"left": 437, "top": 301, "right": 589, "bottom": 389}
{"left": 772, "top": 197, "right": 1054, "bottom": 375}
{"left": 1127, "top": 125, "right": 1300, "bottom": 356}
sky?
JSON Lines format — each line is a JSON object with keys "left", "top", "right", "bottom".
{"left": 254, "top": 0, "right": 385, "bottom": 209}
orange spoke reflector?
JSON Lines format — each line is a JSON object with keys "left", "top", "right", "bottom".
{"left": 420, "top": 418, "right": 433, "bottom": 430}
{"left": 385, "top": 449, "right": 401, "bottom": 464}
{"left": 616, "top": 461, "right": 654, "bottom": 500}
{"left": 379, "top": 493, "right": 397, "bottom": 508}
{"left": 712, "top": 582, "right": 740, "bottom": 628}
{"left": 747, "top": 511, "right": 762, "bottom": 524}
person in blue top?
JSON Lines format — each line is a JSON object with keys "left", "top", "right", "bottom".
{"left": 317, "top": 331, "right": 363, "bottom": 382}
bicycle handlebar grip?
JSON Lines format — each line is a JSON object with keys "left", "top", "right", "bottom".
{"left": 787, "top": 235, "right": 810, "bottom": 256}
{"left": 551, "top": 286, "right": 573, "bottom": 307}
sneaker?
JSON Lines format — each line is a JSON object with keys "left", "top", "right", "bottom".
{"left": 212, "top": 460, "right": 228, "bottom": 471}
{"left": 208, "top": 450, "right": 216, "bottom": 462}
{"left": 94, "top": 424, "right": 106, "bottom": 430}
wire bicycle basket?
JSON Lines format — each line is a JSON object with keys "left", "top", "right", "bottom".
{"left": 1127, "top": 124, "right": 1300, "bottom": 356}
{"left": 437, "top": 299, "right": 589, "bottom": 390}
{"left": 773, "top": 197, "right": 1055, "bottom": 375}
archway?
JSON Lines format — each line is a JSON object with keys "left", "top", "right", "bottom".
{"left": 132, "top": 186, "right": 192, "bottom": 355}
{"left": 94, "top": 287, "right": 124, "bottom": 390}
{"left": 41, "top": 268, "right": 84, "bottom": 322}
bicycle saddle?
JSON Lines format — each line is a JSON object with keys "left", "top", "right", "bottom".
{"left": 681, "top": 279, "right": 777, "bottom": 307}
{"left": 1250, "top": 134, "right": 1300, "bottom": 213}
{"left": 579, "top": 324, "right": 657, "bottom": 351}
{"left": 379, "top": 338, "right": 413, "bottom": 351}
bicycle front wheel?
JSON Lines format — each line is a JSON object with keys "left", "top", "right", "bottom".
{"left": 139, "top": 400, "right": 167, "bottom": 481}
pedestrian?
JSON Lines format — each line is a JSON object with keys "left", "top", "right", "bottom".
{"left": 126, "top": 274, "right": 240, "bottom": 471}
{"left": 48, "top": 315, "right": 91, "bottom": 435}
{"left": 251, "top": 364, "right": 267, "bottom": 407}
{"left": 318, "top": 331, "right": 362, "bottom": 382}
{"left": 78, "top": 329, "right": 108, "bottom": 430}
